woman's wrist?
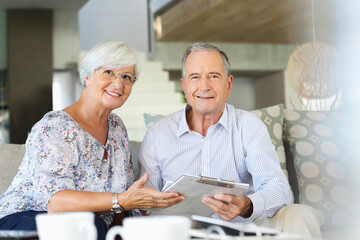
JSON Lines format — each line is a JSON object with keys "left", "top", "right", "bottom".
{"left": 110, "top": 193, "right": 124, "bottom": 213}
{"left": 116, "top": 192, "right": 130, "bottom": 211}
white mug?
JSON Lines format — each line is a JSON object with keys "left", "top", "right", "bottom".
{"left": 36, "top": 212, "right": 97, "bottom": 240}
{"left": 106, "top": 216, "right": 191, "bottom": 240}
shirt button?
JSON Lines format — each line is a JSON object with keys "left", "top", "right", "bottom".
{"left": 204, "top": 140, "right": 208, "bottom": 144}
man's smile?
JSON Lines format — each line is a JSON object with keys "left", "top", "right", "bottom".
{"left": 195, "top": 95, "right": 214, "bottom": 99}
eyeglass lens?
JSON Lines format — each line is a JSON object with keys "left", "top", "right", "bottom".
{"left": 97, "top": 68, "right": 136, "bottom": 85}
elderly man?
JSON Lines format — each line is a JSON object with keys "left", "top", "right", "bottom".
{"left": 139, "top": 42, "right": 322, "bottom": 239}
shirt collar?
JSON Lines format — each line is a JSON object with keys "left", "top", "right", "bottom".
{"left": 218, "top": 104, "right": 230, "bottom": 133}
{"left": 176, "top": 104, "right": 230, "bottom": 137}
{"left": 177, "top": 104, "right": 192, "bottom": 137}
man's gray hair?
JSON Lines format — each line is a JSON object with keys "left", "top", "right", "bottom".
{"left": 79, "top": 40, "right": 140, "bottom": 90}
{"left": 181, "top": 42, "right": 231, "bottom": 79}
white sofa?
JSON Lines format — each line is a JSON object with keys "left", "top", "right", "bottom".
{"left": 0, "top": 105, "right": 352, "bottom": 239}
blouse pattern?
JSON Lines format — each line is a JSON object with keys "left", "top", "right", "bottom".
{"left": 0, "top": 111, "right": 134, "bottom": 226}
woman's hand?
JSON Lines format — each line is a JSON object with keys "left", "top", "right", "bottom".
{"left": 118, "top": 172, "right": 184, "bottom": 210}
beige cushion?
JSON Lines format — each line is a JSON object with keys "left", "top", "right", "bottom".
{"left": 0, "top": 142, "right": 142, "bottom": 196}
{"left": 129, "top": 140, "right": 141, "bottom": 180}
{"left": 283, "top": 110, "right": 353, "bottom": 230}
{"left": 0, "top": 144, "right": 25, "bottom": 195}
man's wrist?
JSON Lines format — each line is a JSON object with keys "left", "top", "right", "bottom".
{"left": 239, "top": 196, "right": 253, "bottom": 218}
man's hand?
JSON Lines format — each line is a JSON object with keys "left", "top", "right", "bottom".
{"left": 202, "top": 194, "right": 253, "bottom": 221}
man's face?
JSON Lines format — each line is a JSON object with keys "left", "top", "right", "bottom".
{"left": 181, "top": 50, "right": 233, "bottom": 117}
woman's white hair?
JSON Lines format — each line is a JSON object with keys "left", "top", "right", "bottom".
{"left": 79, "top": 40, "right": 140, "bottom": 89}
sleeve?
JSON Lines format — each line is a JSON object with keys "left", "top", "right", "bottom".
{"left": 242, "top": 116, "right": 292, "bottom": 219}
{"left": 138, "top": 129, "right": 163, "bottom": 191}
{"left": 25, "top": 116, "right": 79, "bottom": 210}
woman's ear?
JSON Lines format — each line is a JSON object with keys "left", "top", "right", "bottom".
{"left": 84, "top": 77, "right": 89, "bottom": 88}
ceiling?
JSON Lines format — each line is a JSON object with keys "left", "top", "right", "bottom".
{"left": 153, "top": 0, "right": 339, "bottom": 44}
{"left": 0, "top": 0, "right": 88, "bottom": 10}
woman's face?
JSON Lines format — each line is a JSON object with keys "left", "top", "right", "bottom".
{"left": 84, "top": 65, "right": 135, "bottom": 111}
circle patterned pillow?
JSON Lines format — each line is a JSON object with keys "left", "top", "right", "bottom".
{"left": 283, "top": 110, "right": 355, "bottom": 230}
{"left": 251, "top": 104, "right": 287, "bottom": 179}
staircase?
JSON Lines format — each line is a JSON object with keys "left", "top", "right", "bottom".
{"left": 112, "top": 54, "right": 186, "bottom": 142}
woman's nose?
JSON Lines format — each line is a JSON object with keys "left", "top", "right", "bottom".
{"left": 112, "top": 76, "right": 124, "bottom": 90}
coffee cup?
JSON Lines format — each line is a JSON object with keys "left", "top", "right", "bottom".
{"left": 36, "top": 212, "right": 97, "bottom": 240}
{"left": 106, "top": 216, "right": 191, "bottom": 240}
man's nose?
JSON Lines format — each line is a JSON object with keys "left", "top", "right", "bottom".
{"left": 199, "top": 76, "right": 211, "bottom": 90}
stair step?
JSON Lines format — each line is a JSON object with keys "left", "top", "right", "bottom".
{"left": 126, "top": 128, "right": 147, "bottom": 142}
{"left": 115, "top": 55, "right": 185, "bottom": 142}
{"left": 136, "top": 51, "right": 148, "bottom": 62}
{"left": 121, "top": 119, "right": 146, "bottom": 129}
{"left": 125, "top": 93, "right": 184, "bottom": 105}
{"left": 137, "top": 71, "right": 169, "bottom": 82}
{"left": 113, "top": 104, "right": 186, "bottom": 116}
{"left": 132, "top": 81, "right": 178, "bottom": 93}
{"left": 140, "top": 61, "right": 164, "bottom": 71}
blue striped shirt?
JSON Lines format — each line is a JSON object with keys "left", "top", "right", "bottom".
{"left": 139, "top": 103, "right": 291, "bottom": 221}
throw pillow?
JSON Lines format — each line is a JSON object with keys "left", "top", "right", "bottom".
{"left": 143, "top": 113, "right": 163, "bottom": 129}
{"left": 251, "top": 104, "right": 287, "bottom": 178}
{"left": 283, "top": 109, "right": 354, "bottom": 230}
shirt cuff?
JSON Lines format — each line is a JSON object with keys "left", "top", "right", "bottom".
{"left": 247, "top": 193, "right": 264, "bottom": 219}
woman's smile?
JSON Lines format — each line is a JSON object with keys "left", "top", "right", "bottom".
{"left": 105, "top": 90, "right": 121, "bottom": 97}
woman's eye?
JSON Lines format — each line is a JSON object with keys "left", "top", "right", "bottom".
{"left": 104, "top": 70, "right": 114, "bottom": 75}
{"left": 123, "top": 74, "right": 131, "bottom": 81}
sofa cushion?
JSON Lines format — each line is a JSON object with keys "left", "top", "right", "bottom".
{"left": 129, "top": 140, "right": 141, "bottom": 180}
{"left": 250, "top": 104, "right": 287, "bottom": 178}
{"left": 143, "top": 104, "right": 292, "bottom": 198}
{"left": 0, "top": 144, "right": 25, "bottom": 195}
{"left": 0, "top": 142, "right": 142, "bottom": 195}
{"left": 283, "top": 110, "right": 354, "bottom": 230}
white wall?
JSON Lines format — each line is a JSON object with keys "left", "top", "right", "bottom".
{"left": 78, "top": 0, "right": 149, "bottom": 52}
{"left": 53, "top": 10, "right": 80, "bottom": 70}
{"left": 52, "top": 10, "right": 82, "bottom": 110}
{"left": 227, "top": 77, "right": 255, "bottom": 111}
{"left": 335, "top": 0, "right": 360, "bottom": 236}
{"left": 255, "top": 72, "right": 284, "bottom": 109}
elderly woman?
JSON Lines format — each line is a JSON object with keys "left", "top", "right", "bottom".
{"left": 0, "top": 40, "right": 183, "bottom": 239}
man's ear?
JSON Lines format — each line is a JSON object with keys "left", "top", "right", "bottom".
{"left": 181, "top": 78, "right": 186, "bottom": 93}
{"left": 181, "top": 78, "right": 188, "bottom": 101}
{"left": 227, "top": 75, "right": 234, "bottom": 97}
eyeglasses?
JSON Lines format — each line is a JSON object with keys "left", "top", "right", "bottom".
{"left": 95, "top": 67, "right": 137, "bottom": 86}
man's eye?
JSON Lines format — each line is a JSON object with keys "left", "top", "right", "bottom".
{"left": 190, "top": 76, "right": 199, "bottom": 80}
{"left": 210, "top": 74, "right": 219, "bottom": 79}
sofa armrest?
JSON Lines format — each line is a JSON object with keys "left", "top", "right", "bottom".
{"left": 0, "top": 144, "right": 25, "bottom": 195}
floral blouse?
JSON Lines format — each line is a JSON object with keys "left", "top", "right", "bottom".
{"left": 0, "top": 111, "right": 134, "bottom": 225}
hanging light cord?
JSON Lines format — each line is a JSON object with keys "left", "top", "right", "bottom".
{"left": 311, "top": 0, "right": 316, "bottom": 43}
